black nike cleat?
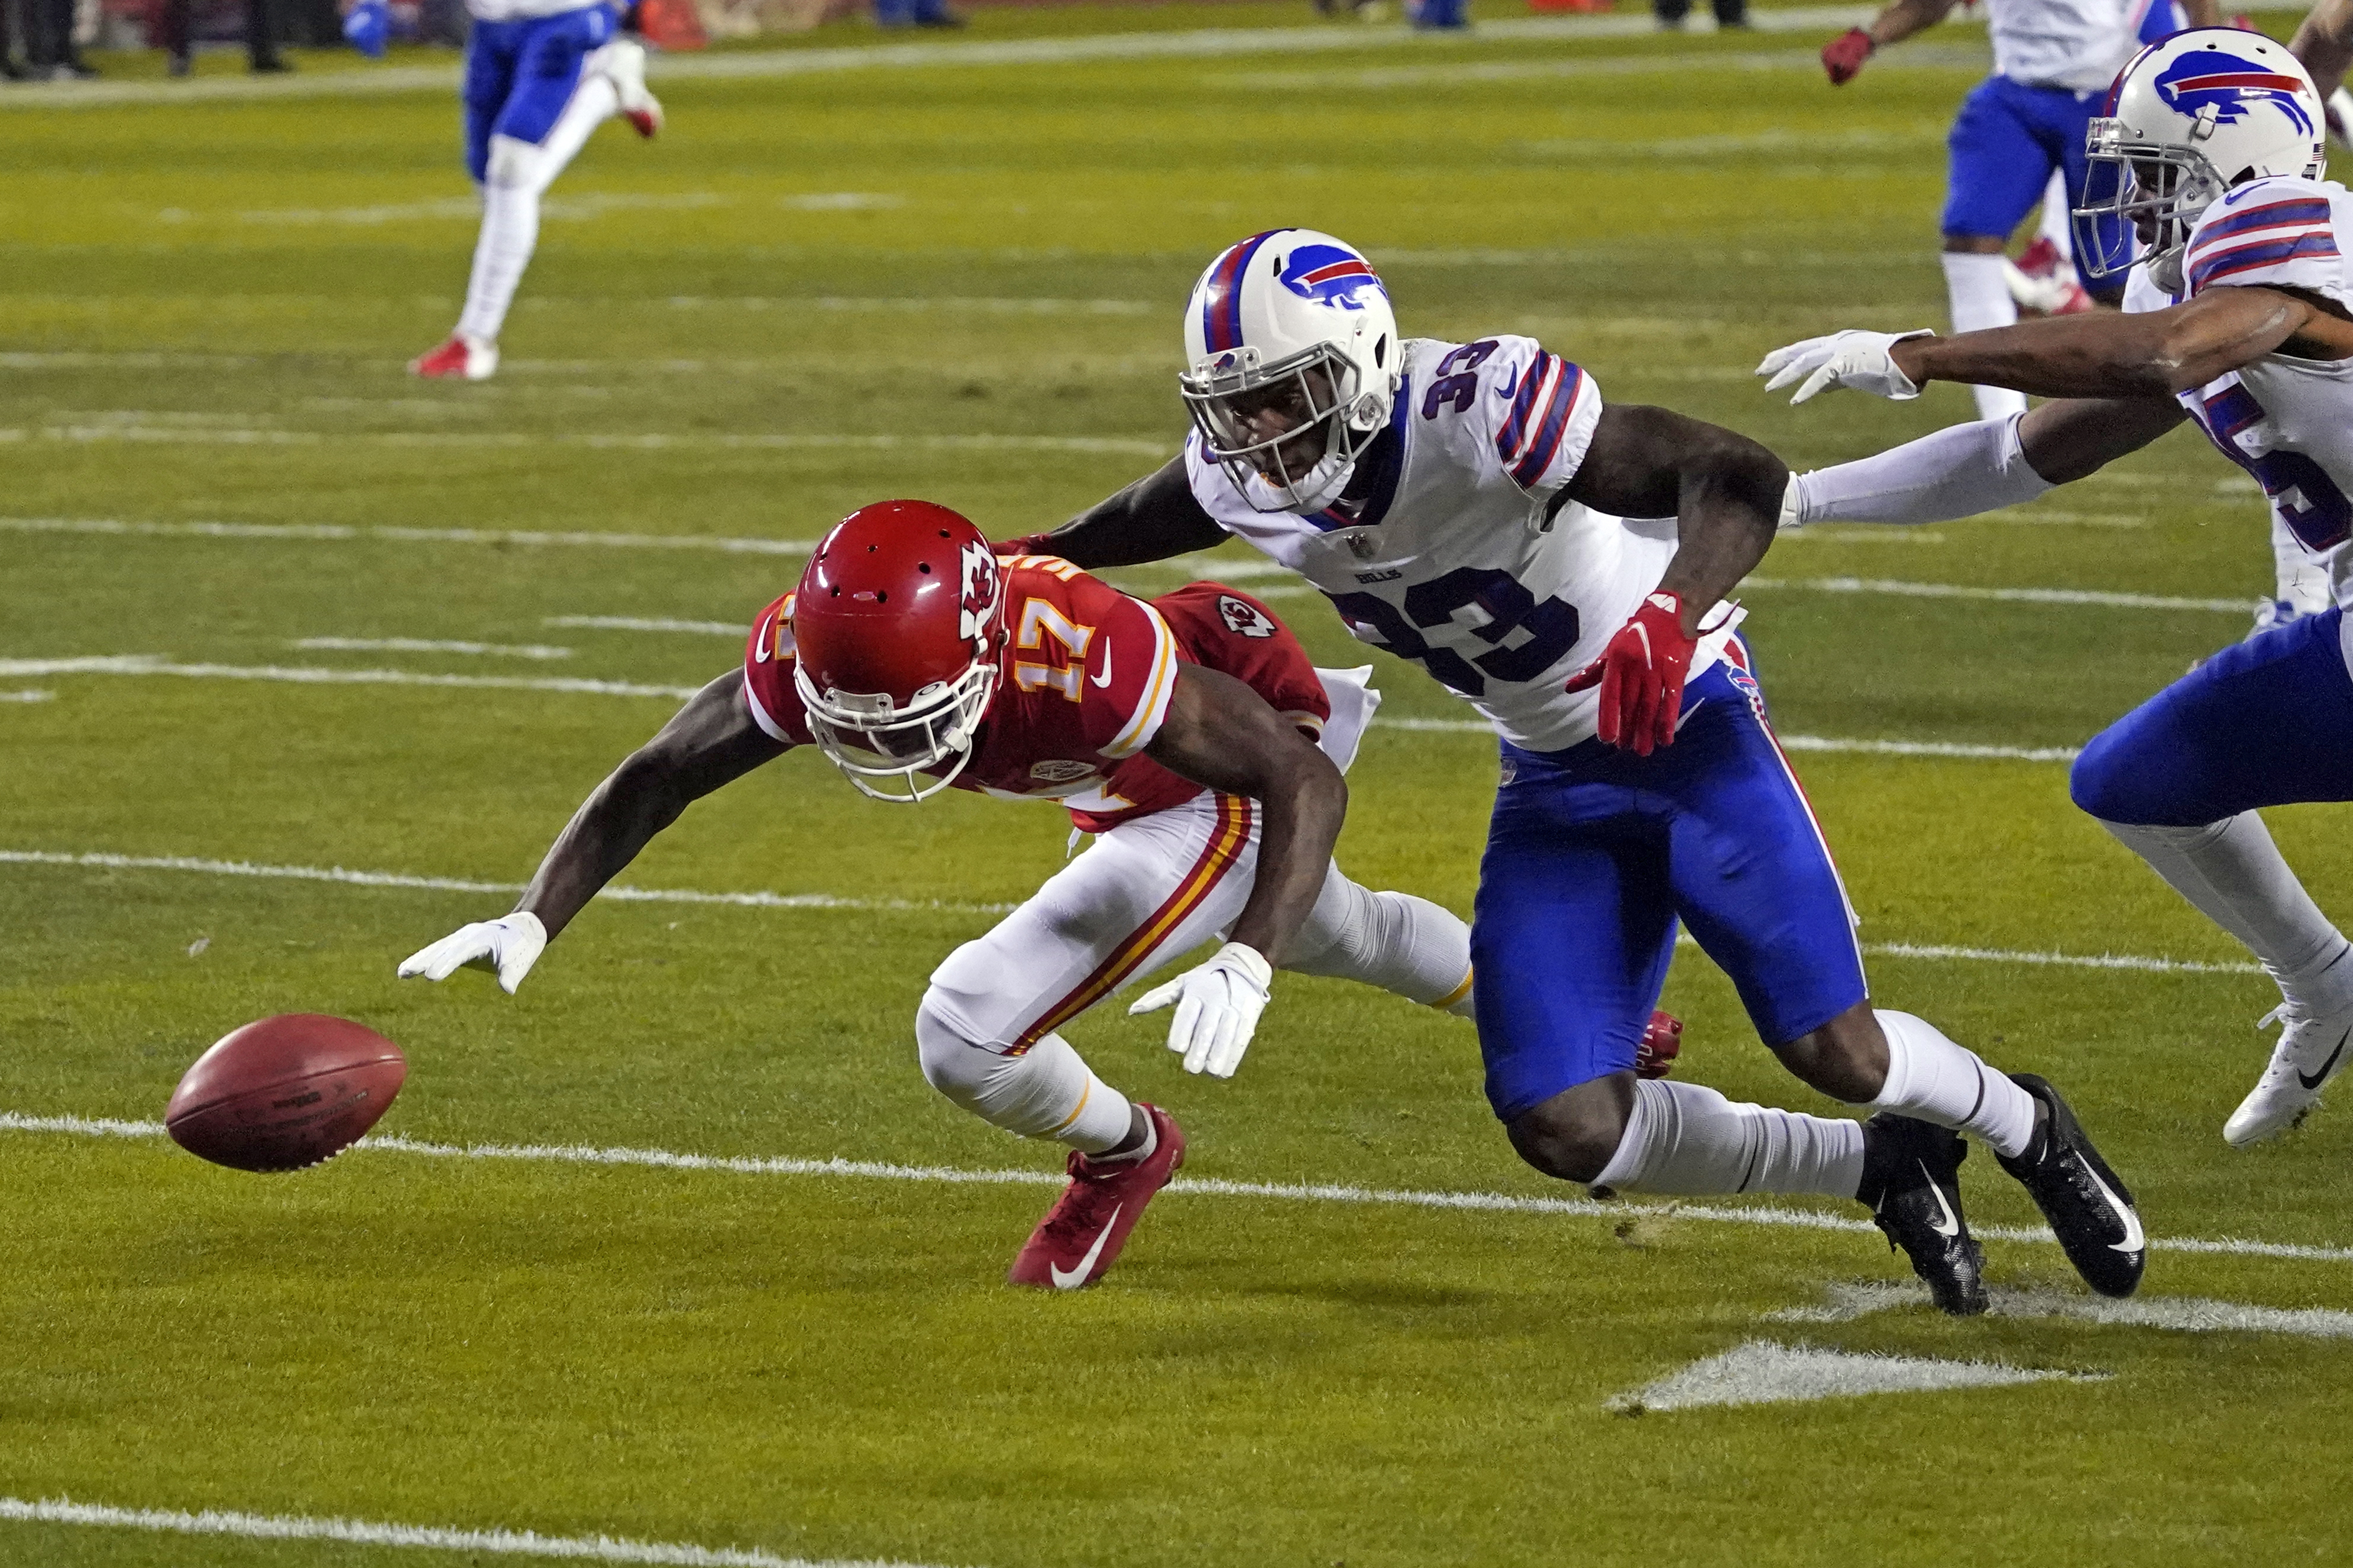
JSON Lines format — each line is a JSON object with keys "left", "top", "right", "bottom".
{"left": 1995, "top": 1074, "right": 2145, "bottom": 1298}
{"left": 1859, "top": 1113, "right": 1986, "bottom": 1317}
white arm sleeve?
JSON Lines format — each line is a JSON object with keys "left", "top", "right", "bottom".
{"left": 1789, "top": 414, "right": 2052, "bottom": 527}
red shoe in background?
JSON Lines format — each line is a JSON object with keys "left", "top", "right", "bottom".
{"left": 1008, "top": 1104, "right": 1186, "bottom": 1290}
{"left": 408, "top": 335, "right": 497, "bottom": 381}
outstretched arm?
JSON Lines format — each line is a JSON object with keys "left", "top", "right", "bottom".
{"left": 1822, "top": 0, "right": 1962, "bottom": 83}
{"left": 1000, "top": 457, "right": 1229, "bottom": 569}
{"left": 1124, "top": 662, "right": 1348, "bottom": 1077}
{"left": 1559, "top": 403, "right": 1789, "bottom": 754}
{"left": 1789, "top": 396, "right": 2186, "bottom": 526}
{"left": 1764, "top": 287, "right": 2352, "bottom": 405}
{"left": 399, "top": 670, "right": 788, "bottom": 990}
{"left": 1888, "top": 286, "right": 2342, "bottom": 397}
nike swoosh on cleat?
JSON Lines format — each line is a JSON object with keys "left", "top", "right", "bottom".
{"left": 2080, "top": 1162, "right": 2144, "bottom": 1256}
{"left": 1049, "top": 1202, "right": 1121, "bottom": 1289}
{"left": 1090, "top": 640, "right": 1114, "bottom": 689}
{"left": 1920, "top": 1159, "right": 1960, "bottom": 1239}
{"left": 2296, "top": 1028, "right": 2349, "bottom": 1091}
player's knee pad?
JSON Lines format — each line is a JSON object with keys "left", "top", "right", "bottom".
{"left": 483, "top": 133, "right": 556, "bottom": 194}
{"left": 2069, "top": 720, "right": 2181, "bottom": 826}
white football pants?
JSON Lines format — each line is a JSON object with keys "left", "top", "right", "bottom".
{"left": 915, "top": 789, "right": 1477, "bottom": 1153}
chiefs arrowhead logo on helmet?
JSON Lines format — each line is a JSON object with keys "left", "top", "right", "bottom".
{"left": 959, "top": 539, "right": 1001, "bottom": 649}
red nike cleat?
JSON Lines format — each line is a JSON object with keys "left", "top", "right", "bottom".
{"left": 1008, "top": 1103, "right": 1186, "bottom": 1290}
{"left": 408, "top": 335, "right": 497, "bottom": 381}
{"left": 1636, "top": 1009, "right": 1682, "bottom": 1079}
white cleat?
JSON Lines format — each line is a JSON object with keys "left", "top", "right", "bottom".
{"left": 593, "top": 38, "right": 663, "bottom": 138}
{"left": 2225, "top": 998, "right": 2353, "bottom": 1146}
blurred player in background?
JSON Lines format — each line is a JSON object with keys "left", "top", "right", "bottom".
{"left": 1761, "top": 31, "right": 2353, "bottom": 1146}
{"left": 1822, "top": 0, "right": 2220, "bottom": 419}
{"left": 409, "top": 0, "right": 663, "bottom": 381}
{"left": 1004, "top": 230, "right": 2147, "bottom": 1316}
{"left": 398, "top": 500, "right": 1571, "bottom": 1291}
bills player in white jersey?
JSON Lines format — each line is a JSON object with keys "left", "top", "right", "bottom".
{"left": 1760, "top": 31, "right": 2353, "bottom": 1145}
{"left": 1821, "top": 0, "right": 2220, "bottom": 420}
{"left": 408, "top": 0, "right": 663, "bottom": 382}
{"left": 999, "top": 229, "right": 2147, "bottom": 1314}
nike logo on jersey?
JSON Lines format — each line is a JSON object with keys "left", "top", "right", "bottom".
{"left": 1090, "top": 640, "right": 1115, "bottom": 688}
{"left": 1494, "top": 367, "right": 1520, "bottom": 400}
{"left": 2297, "top": 1028, "right": 2351, "bottom": 1090}
{"left": 1920, "top": 1160, "right": 1960, "bottom": 1239}
{"left": 1049, "top": 1203, "right": 1122, "bottom": 1288}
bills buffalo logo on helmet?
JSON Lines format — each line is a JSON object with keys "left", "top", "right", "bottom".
{"left": 2153, "top": 49, "right": 2317, "bottom": 134}
{"left": 1218, "top": 594, "right": 1278, "bottom": 639}
{"left": 958, "top": 540, "right": 1001, "bottom": 647}
{"left": 1277, "top": 245, "right": 1387, "bottom": 311}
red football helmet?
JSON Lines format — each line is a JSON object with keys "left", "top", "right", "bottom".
{"left": 792, "top": 500, "right": 1008, "bottom": 803}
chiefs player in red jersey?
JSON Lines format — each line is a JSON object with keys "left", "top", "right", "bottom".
{"left": 401, "top": 500, "right": 1653, "bottom": 1289}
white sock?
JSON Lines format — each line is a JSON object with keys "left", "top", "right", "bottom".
{"left": 454, "top": 76, "right": 618, "bottom": 345}
{"left": 915, "top": 1010, "right": 1135, "bottom": 1153}
{"left": 2099, "top": 814, "right": 2353, "bottom": 1012}
{"left": 1281, "top": 874, "right": 1476, "bottom": 1016}
{"left": 1591, "top": 1078, "right": 1866, "bottom": 1198}
{"left": 1940, "top": 251, "right": 2030, "bottom": 422}
{"left": 1871, "top": 1009, "right": 2037, "bottom": 1159}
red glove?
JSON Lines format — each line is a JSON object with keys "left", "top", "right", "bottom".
{"left": 1564, "top": 589, "right": 1697, "bottom": 757}
{"left": 1822, "top": 27, "right": 1873, "bottom": 85}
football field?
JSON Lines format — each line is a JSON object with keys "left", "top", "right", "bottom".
{"left": 6, "top": 7, "right": 2353, "bottom": 1564}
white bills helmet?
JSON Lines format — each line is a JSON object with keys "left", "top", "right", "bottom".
{"left": 1180, "top": 230, "right": 1400, "bottom": 514}
{"left": 2075, "top": 29, "right": 2326, "bottom": 291}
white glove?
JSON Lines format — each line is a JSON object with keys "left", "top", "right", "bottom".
{"left": 1128, "top": 941, "right": 1273, "bottom": 1079}
{"left": 397, "top": 911, "right": 548, "bottom": 995}
{"left": 1756, "top": 328, "right": 1934, "bottom": 404}
{"left": 2328, "top": 86, "right": 2353, "bottom": 149}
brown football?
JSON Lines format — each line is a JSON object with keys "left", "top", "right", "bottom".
{"left": 165, "top": 1013, "right": 407, "bottom": 1172}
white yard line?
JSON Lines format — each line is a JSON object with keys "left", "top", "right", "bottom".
{"left": 0, "top": 848, "right": 2255, "bottom": 977}
{"left": 1603, "top": 1340, "right": 2100, "bottom": 1414}
{"left": 548, "top": 616, "right": 747, "bottom": 637}
{"left": 0, "top": 1496, "right": 949, "bottom": 1568}
{"left": 1745, "top": 573, "right": 2251, "bottom": 613}
{"left": 0, "top": 517, "right": 819, "bottom": 555}
{"left": 0, "top": 650, "right": 2091, "bottom": 763}
{"left": 26, "top": 426, "right": 1173, "bottom": 458}
{"left": 660, "top": 294, "right": 1151, "bottom": 314}
{"left": 1216, "top": 41, "right": 1984, "bottom": 92}
{"left": 0, "top": 850, "right": 1013, "bottom": 914}
{"left": 0, "top": 12, "right": 1882, "bottom": 109}
{"left": 1769, "top": 1279, "right": 2353, "bottom": 1336}
{"left": 291, "top": 637, "right": 573, "bottom": 661}
{"left": 1, "top": 689, "right": 53, "bottom": 703}
{"left": 7, "top": 1111, "right": 2343, "bottom": 1263}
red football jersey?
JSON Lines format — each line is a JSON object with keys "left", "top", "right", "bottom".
{"left": 740, "top": 562, "right": 1328, "bottom": 831}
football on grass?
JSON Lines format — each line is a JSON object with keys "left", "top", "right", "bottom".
{"left": 165, "top": 1013, "right": 407, "bottom": 1172}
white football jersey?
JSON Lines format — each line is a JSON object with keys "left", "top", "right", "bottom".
{"left": 2125, "top": 176, "right": 2353, "bottom": 610}
{"left": 1184, "top": 335, "right": 1738, "bottom": 754}
{"left": 467, "top": 0, "right": 608, "bottom": 24}
{"left": 1985, "top": 0, "right": 2135, "bottom": 92}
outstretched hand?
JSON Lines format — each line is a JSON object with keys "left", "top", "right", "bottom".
{"left": 397, "top": 911, "right": 548, "bottom": 995}
{"left": 1756, "top": 328, "right": 1933, "bottom": 404}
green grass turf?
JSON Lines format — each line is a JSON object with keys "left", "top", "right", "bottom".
{"left": 5, "top": 7, "right": 2353, "bottom": 1566}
